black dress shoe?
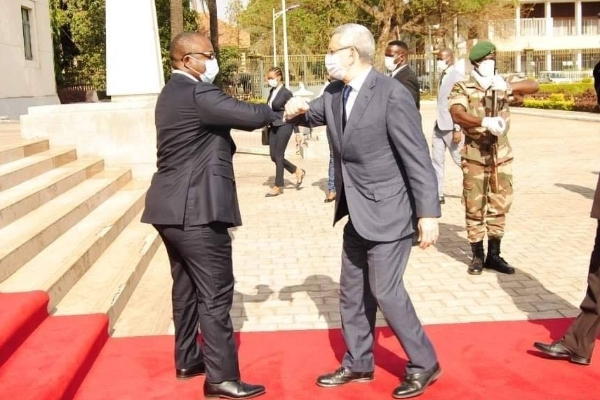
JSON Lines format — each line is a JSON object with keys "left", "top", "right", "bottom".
{"left": 393, "top": 363, "right": 441, "bottom": 399}
{"left": 316, "top": 366, "right": 374, "bottom": 387}
{"left": 176, "top": 362, "right": 206, "bottom": 380}
{"left": 533, "top": 341, "right": 590, "bottom": 365}
{"left": 204, "top": 380, "right": 265, "bottom": 399}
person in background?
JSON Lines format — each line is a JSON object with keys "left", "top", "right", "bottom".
{"left": 384, "top": 40, "right": 420, "bottom": 109}
{"left": 432, "top": 48, "right": 464, "bottom": 204}
{"left": 319, "top": 77, "right": 336, "bottom": 203}
{"left": 265, "top": 67, "right": 305, "bottom": 197}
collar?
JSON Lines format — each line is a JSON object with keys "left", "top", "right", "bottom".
{"left": 346, "top": 66, "right": 373, "bottom": 92}
{"left": 392, "top": 63, "right": 409, "bottom": 77}
{"left": 442, "top": 65, "right": 455, "bottom": 74}
{"left": 172, "top": 69, "right": 199, "bottom": 82}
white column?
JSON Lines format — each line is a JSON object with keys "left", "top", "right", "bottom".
{"left": 576, "top": 51, "right": 583, "bottom": 70}
{"left": 545, "top": 1, "right": 553, "bottom": 36}
{"left": 546, "top": 51, "right": 552, "bottom": 71}
{"left": 515, "top": 4, "right": 521, "bottom": 38}
{"left": 106, "top": 0, "right": 164, "bottom": 100}
{"left": 515, "top": 51, "right": 522, "bottom": 73}
{"left": 575, "top": 1, "right": 582, "bottom": 35}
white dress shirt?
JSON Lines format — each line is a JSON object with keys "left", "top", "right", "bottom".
{"left": 268, "top": 85, "right": 283, "bottom": 108}
{"left": 345, "top": 66, "right": 373, "bottom": 120}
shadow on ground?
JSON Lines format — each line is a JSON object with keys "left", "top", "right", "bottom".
{"left": 555, "top": 183, "right": 595, "bottom": 200}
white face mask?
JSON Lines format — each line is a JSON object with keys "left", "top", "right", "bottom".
{"left": 384, "top": 56, "right": 397, "bottom": 72}
{"left": 437, "top": 59, "right": 448, "bottom": 72}
{"left": 200, "top": 58, "right": 220, "bottom": 84}
{"left": 267, "top": 79, "right": 278, "bottom": 88}
{"left": 476, "top": 60, "right": 495, "bottom": 78}
{"left": 325, "top": 53, "right": 348, "bottom": 81}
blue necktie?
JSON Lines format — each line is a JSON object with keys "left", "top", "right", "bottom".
{"left": 342, "top": 85, "right": 351, "bottom": 131}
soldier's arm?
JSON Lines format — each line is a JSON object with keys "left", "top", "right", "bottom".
{"left": 448, "top": 82, "right": 486, "bottom": 132}
{"left": 505, "top": 76, "right": 539, "bottom": 104}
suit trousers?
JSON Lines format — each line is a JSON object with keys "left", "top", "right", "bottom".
{"left": 154, "top": 222, "right": 240, "bottom": 383}
{"left": 562, "top": 220, "right": 600, "bottom": 358}
{"left": 431, "top": 124, "right": 463, "bottom": 197}
{"left": 269, "top": 124, "right": 297, "bottom": 187}
{"left": 340, "top": 220, "right": 438, "bottom": 374}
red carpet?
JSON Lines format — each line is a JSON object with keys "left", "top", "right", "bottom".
{"left": 73, "top": 319, "right": 600, "bottom": 400}
{"left": 1, "top": 292, "right": 600, "bottom": 400}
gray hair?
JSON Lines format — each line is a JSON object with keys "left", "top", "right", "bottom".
{"left": 332, "top": 24, "right": 375, "bottom": 63}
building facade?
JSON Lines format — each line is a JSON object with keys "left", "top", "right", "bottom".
{"left": 0, "top": 0, "right": 59, "bottom": 120}
{"left": 490, "top": 0, "right": 600, "bottom": 75}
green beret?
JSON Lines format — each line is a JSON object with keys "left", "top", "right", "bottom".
{"left": 469, "top": 41, "right": 496, "bottom": 62}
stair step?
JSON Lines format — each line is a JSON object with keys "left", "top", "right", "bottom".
{"left": 111, "top": 244, "right": 173, "bottom": 337}
{"left": 0, "top": 314, "right": 108, "bottom": 400}
{"left": 0, "top": 158, "right": 104, "bottom": 228}
{"left": 0, "top": 139, "right": 49, "bottom": 166}
{"left": 0, "top": 167, "right": 131, "bottom": 283}
{"left": 0, "top": 181, "right": 147, "bottom": 311}
{"left": 0, "top": 291, "right": 49, "bottom": 365}
{"left": 54, "top": 210, "right": 161, "bottom": 330}
{"left": 0, "top": 147, "right": 77, "bottom": 192}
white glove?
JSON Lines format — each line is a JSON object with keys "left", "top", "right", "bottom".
{"left": 490, "top": 75, "right": 508, "bottom": 92}
{"left": 481, "top": 116, "right": 507, "bottom": 137}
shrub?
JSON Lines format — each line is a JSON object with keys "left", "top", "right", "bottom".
{"left": 522, "top": 98, "right": 574, "bottom": 111}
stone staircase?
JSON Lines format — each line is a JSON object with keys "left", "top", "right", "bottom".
{"left": 0, "top": 126, "right": 171, "bottom": 336}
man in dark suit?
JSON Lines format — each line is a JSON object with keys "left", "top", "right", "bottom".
{"left": 385, "top": 40, "right": 420, "bottom": 109}
{"left": 141, "top": 32, "right": 276, "bottom": 399}
{"left": 285, "top": 24, "right": 441, "bottom": 399}
{"left": 593, "top": 60, "right": 600, "bottom": 106}
{"left": 533, "top": 174, "right": 600, "bottom": 366}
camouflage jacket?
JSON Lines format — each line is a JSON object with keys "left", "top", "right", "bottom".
{"left": 448, "top": 75, "right": 520, "bottom": 164}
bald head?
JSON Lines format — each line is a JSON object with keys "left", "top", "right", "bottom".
{"left": 436, "top": 47, "right": 455, "bottom": 66}
{"left": 170, "top": 32, "right": 212, "bottom": 68}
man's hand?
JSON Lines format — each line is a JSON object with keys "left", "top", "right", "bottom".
{"left": 452, "top": 131, "right": 462, "bottom": 144}
{"left": 481, "top": 116, "right": 507, "bottom": 137}
{"left": 417, "top": 218, "right": 439, "bottom": 249}
{"left": 283, "top": 97, "right": 310, "bottom": 121}
{"left": 490, "top": 75, "right": 508, "bottom": 92}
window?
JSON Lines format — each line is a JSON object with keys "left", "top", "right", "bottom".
{"left": 21, "top": 7, "right": 33, "bottom": 60}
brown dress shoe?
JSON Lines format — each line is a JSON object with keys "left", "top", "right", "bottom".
{"left": 324, "top": 191, "right": 336, "bottom": 203}
{"left": 316, "top": 366, "right": 374, "bottom": 387}
{"left": 392, "top": 363, "right": 441, "bottom": 399}
{"left": 533, "top": 341, "right": 590, "bottom": 365}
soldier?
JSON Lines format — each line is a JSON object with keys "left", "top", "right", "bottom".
{"left": 448, "top": 41, "right": 539, "bottom": 275}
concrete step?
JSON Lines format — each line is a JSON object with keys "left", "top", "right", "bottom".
{"left": 111, "top": 244, "right": 173, "bottom": 337}
{"left": 0, "top": 158, "right": 104, "bottom": 228}
{"left": 0, "top": 138, "right": 49, "bottom": 166}
{"left": 0, "top": 167, "right": 131, "bottom": 283}
{"left": 54, "top": 210, "right": 161, "bottom": 331}
{"left": 0, "top": 180, "right": 146, "bottom": 312}
{"left": 0, "top": 147, "right": 77, "bottom": 192}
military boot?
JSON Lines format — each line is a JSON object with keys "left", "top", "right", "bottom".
{"left": 484, "top": 237, "right": 516, "bottom": 274}
{"left": 467, "top": 241, "right": 485, "bottom": 275}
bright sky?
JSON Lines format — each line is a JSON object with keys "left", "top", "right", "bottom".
{"left": 215, "top": 0, "right": 248, "bottom": 20}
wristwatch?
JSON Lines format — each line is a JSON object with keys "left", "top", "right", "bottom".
{"left": 453, "top": 124, "right": 462, "bottom": 132}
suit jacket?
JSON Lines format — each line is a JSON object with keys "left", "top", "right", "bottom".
{"left": 592, "top": 174, "right": 600, "bottom": 219}
{"left": 393, "top": 65, "right": 420, "bottom": 110}
{"left": 436, "top": 66, "right": 464, "bottom": 131}
{"left": 141, "top": 73, "right": 276, "bottom": 228}
{"left": 267, "top": 85, "right": 297, "bottom": 134}
{"left": 296, "top": 68, "right": 440, "bottom": 242}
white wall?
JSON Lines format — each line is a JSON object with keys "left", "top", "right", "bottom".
{"left": 0, "top": 0, "right": 59, "bottom": 120}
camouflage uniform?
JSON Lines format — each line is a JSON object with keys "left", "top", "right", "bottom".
{"left": 448, "top": 75, "right": 519, "bottom": 243}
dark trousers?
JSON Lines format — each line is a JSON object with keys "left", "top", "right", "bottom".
{"left": 154, "top": 222, "right": 240, "bottom": 383}
{"left": 340, "top": 220, "right": 438, "bottom": 374}
{"left": 562, "top": 220, "right": 600, "bottom": 358}
{"left": 269, "top": 124, "right": 297, "bottom": 187}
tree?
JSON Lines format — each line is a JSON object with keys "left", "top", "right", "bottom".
{"left": 170, "top": 0, "right": 184, "bottom": 39}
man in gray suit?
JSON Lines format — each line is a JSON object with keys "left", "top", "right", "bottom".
{"left": 285, "top": 24, "right": 441, "bottom": 399}
{"left": 432, "top": 48, "right": 464, "bottom": 204}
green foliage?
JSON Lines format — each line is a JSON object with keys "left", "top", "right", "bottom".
{"left": 522, "top": 98, "right": 574, "bottom": 111}
{"left": 219, "top": 46, "right": 242, "bottom": 85}
{"left": 538, "top": 83, "right": 593, "bottom": 96}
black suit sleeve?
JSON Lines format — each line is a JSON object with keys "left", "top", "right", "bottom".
{"left": 396, "top": 71, "right": 420, "bottom": 110}
{"left": 194, "top": 84, "right": 276, "bottom": 131}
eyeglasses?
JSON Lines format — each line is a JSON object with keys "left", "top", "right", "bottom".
{"left": 181, "top": 51, "right": 215, "bottom": 61}
{"left": 327, "top": 46, "right": 353, "bottom": 56}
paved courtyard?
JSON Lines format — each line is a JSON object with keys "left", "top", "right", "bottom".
{"left": 222, "top": 104, "right": 600, "bottom": 334}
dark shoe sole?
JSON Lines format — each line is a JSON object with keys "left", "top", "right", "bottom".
{"left": 392, "top": 368, "right": 442, "bottom": 399}
{"left": 204, "top": 390, "right": 266, "bottom": 399}
{"left": 176, "top": 369, "right": 206, "bottom": 380}
{"left": 265, "top": 192, "right": 283, "bottom": 197}
{"left": 484, "top": 267, "right": 515, "bottom": 275}
{"left": 316, "top": 376, "right": 374, "bottom": 388}
{"left": 533, "top": 343, "right": 591, "bottom": 365}
{"left": 467, "top": 268, "right": 483, "bottom": 275}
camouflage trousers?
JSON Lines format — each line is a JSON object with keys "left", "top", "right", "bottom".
{"left": 462, "top": 158, "right": 514, "bottom": 243}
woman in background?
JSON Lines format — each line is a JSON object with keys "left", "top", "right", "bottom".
{"left": 264, "top": 67, "right": 305, "bottom": 197}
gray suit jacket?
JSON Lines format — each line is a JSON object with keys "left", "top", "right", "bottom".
{"left": 298, "top": 68, "right": 440, "bottom": 242}
{"left": 436, "top": 66, "right": 464, "bottom": 131}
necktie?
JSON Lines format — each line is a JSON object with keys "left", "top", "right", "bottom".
{"left": 342, "top": 85, "right": 351, "bottom": 132}
{"left": 439, "top": 71, "right": 446, "bottom": 88}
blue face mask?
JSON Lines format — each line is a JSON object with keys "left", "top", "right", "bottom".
{"left": 187, "top": 56, "right": 220, "bottom": 83}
